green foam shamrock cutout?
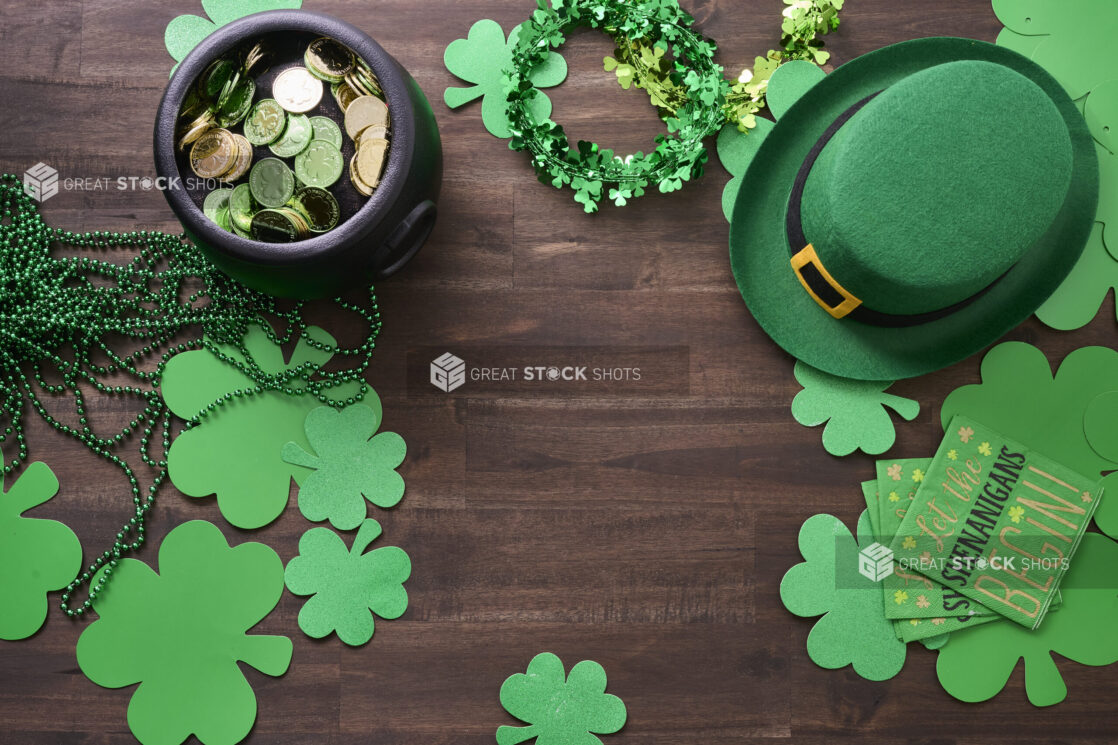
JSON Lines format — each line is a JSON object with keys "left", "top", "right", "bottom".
{"left": 992, "top": 0, "right": 1118, "bottom": 100}
{"left": 790, "top": 361, "right": 919, "bottom": 456}
{"left": 162, "top": 322, "right": 365, "bottom": 530}
{"left": 444, "top": 19, "right": 568, "bottom": 138}
{"left": 780, "top": 510, "right": 907, "bottom": 681}
{"left": 1085, "top": 390, "right": 1118, "bottom": 462}
{"left": 165, "top": 0, "right": 302, "bottom": 75}
{"left": 936, "top": 532, "right": 1118, "bottom": 706}
{"left": 940, "top": 341, "right": 1118, "bottom": 540}
{"left": 0, "top": 462, "right": 81, "bottom": 640}
{"left": 717, "top": 118, "right": 774, "bottom": 222}
{"left": 1084, "top": 78, "right": 1118, "bottom": 154}
{"left": 77, "top": 520, "right": 292, "bottom": 745}
{"left": 717, "top": 60, "right": 825, "bottom": 223}
{"left": 497, "top": 652, "right": 627, "bottom": 745}
{"left": 282, "top": 404, "right": 406, "bottom": 530}
{"left": 993, "top": 27, "right": 1045, "bottom": 58}
{"left": 1035, "top": 223, "right": 1118, "bottom": 329}
{"left": 284, "top": 518, "right": 410, "bottom": 646}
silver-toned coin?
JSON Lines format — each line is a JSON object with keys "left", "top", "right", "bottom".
{"left": 272, "top": 67, "right": 324, "bottom": 113}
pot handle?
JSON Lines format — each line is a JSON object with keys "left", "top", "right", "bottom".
{"left": 372, "top": 199, "right": 437, "bottom": 279}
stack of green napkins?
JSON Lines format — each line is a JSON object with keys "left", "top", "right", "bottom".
{"left": 863, "top": 415, "right": 1102, "bottom": 641}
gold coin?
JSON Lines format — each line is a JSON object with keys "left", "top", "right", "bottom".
{"left": 344, "top": 69, "right": 380, "bottom": 99}
{"left": 355, "top": 64, "right": 382, "bottom": 94}
{"left": 306, "top": 37, "right": 354, "bottom": 81}
{"left": 279, "top": 206, "right": 311, "bottom": 237}
{"left": 219, "top": 133, "right": 254, "bottom": 183}
{"left": 272, "top": 67, "right": 324, "bottom": 113}
{"left": 355, "top": 125, "right": 389, "bottom": 148}
{"left": 344, "top": 95, "right": 389, "bottom": 140}
{"left": 355, "top": 139, "right": 387, "bottom": 190}
{"left": 349, "top": 154, "right": 374, "bottom": 196}
{"left": 242, "top": 41, "right": 267, "bottom": 76}
{"left": 190, "top": 128, "right": 237, "bottom": 179}
{"left": 332, "top": 82, "right": 360, "bottom": 112}
{"left": 177, "top": 111, "right": 215, "bottom": 150}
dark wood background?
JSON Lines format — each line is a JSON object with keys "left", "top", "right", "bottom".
{"left": 3, "top": 0, "right": 1117, "bottom": 742}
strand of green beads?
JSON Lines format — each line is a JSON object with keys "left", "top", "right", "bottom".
{"left": 0, "top": 174, "right": 381, "bottom": 618}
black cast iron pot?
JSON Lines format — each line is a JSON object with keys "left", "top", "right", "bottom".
{"left": 154, "top": 9, "right": 441, "bottom": 298}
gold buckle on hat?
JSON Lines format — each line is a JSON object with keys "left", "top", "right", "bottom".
{"left": 790, "top": 244, "right": 863, "bottom": 319}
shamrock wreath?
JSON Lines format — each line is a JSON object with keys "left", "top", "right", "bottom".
{"left": 502, "top": 0, "right": 729, "bottom": 213}
{"left": 444, "top": 0, "right": 843, "bottom": 212}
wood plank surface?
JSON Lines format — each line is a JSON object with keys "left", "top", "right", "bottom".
{"left": 2, "top": 0, "right": 1117, "bottom": 743}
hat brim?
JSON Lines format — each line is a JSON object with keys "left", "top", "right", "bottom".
{"left": 729, "top": 37, "right": 1098, "bottom": 381}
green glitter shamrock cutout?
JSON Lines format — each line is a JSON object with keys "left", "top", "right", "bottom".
{"left": 0, "top": 462, "right": 81, "bottom": 640}
{"left": 284, "top": 518, "right": 410, "bottom": 647}
{"left": 444, "top": 19, "right": 568, "bottom": 138}
{"left": 77, "top": 520, "right": 292, "bottom": 745}
{"left": 497, "top": 652, "right": 627, "bottom": 745}
{"left": 164, "top": 0, "right": 302, "bottom": 75}
{"left": 162, "top": 322, "right": 365, "bottom": 530}
{"left": 718, "top": 60, "right": 824, "bottom": 223}
{"left": 282, "top": 403, "right": 406, "bottom": 530}
{"left": 780, "top": 511, "right": 907, "bottom": 681}
{"left": 940, "top": 341, "right": 1118, "bottom": 540}
{"left": 936, "top": 532, "right": 1118, "bottom": 706}
{"left": 790, "top": 360, "right": 919, "bottom": 457}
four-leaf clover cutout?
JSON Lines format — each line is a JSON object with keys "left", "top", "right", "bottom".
{"left": 0, "top": 462, "right": 81, "bottom": 640}
{"left": 791, "top": 361, "right": 920, "bottom": 456}
{"left": 443, "top": 19, "right": 568, "bottom": 138}
{"left": 1008, "top": 505, "right": 1026, "bottom": 524}
{"left": 284, "top": 519, "right": 411, "bottom": 647}
{"left": 76, "top": 520, "right": 292, "bottom": 745}
{"left": 283, "top": 404, "right": 406, "bottom": 530}
{"left": 498, "top": 652, "right": 627, "bottom": 745}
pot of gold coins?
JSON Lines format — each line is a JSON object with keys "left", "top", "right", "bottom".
{"left": 154, "top": 10, "right": 441, "bottom": 298}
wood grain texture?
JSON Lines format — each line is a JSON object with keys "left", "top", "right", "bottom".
{"left": 2, "top": 0, "right": 1118, "bottom": 742}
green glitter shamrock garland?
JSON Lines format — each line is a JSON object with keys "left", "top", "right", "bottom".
{"left": 444, "top": 0, "right": 843, "bottom": 212}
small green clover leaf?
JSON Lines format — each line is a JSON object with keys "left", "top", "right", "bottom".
{"left": 780, "top": 511, "right": 907, "bottom": 681}
{"left": 717, "top": 59, "right": 824, "bottom": 224}
{"left": 164, "top": 0, "right": 302, "bottom": 75}
{"left": 282, "top": 404, "right": 406, "bottom": 531}
{"left": 790, "top": 361, "right": 919, "bottom": 456}
{"left": 76, "top": 520, "right": 291, "bottom": 745}
{"left": 0, "top": 462, "right": 81, "bottom": 640}
{"left": 444, "top": 19, "right": 568, "bottom": 138}
{"left": 497, "top": 652, "right": 627, "bottom": 745}
{"left": 162, "top": 322, "right": 367, "bottom": 530}
{"left": 937, "top": 532, "right": 1118, "bottom": 706}
{"left": 284, "top": 519, "right": 410, "bottom": 647}
{"left": 940, "top": 341, "right": 1118, "bottom": 539}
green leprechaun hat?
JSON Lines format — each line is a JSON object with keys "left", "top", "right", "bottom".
{"left": 730, "top": 37, "right": 1098, "bottom": 381}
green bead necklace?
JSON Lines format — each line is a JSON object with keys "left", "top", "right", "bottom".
{"left": 0, "top": 173, "right": 381, "bottom": 618}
